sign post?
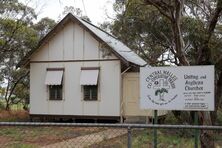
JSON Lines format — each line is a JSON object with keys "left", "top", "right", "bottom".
{"left": 194, "top": 111, "right": 199, "bottom": 148}
{"left": 153, "top": 110, "right": 158, "bottom": 148}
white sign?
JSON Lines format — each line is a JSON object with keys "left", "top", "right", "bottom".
{"left": 140, "top": 66, "right": 214, "bottom": 111}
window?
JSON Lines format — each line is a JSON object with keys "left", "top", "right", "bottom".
{"left": 45, "top": 68, "right": 64, "bottom": 101}
{"left": 83, "top": 85, "right": 98, "bottom": 100}
{"left": 49, "top": 85, "right": 62, "bottom": 100}
{"left": 80, "top": 67, "right": 99, "bottom": 101}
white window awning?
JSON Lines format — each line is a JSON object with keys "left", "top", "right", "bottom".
{"left": 80, "top": 69, "right": 99, "bottom": 85}
{"left": 45, "top": 70, "right": 63, "bottom": 85}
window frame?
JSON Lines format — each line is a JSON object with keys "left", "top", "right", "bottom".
{"left": 46, "top": 68, "right": 64, "bottom": 101}
{"left": 81, "top": 67, "right": 100, "bottom": 101}
{"left": 49, "top": 85, "right": 63, "bottom": 101}
{"left": 83, "top": 85, "right": 98, "bottom": 101}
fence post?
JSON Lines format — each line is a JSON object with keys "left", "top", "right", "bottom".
{"left": 127, "top": 126, "right": 132, "bottom": 148}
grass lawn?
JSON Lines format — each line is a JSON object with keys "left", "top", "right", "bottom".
{"left": 91, "top": 128, "right": 222, "bottom": 148}
{"left": 91, "top": 128, "right": 195, "bottom": 148}
{"left": 0, "top": 100, "right": 25, "bottom": 111}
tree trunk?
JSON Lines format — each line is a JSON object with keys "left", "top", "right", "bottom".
{"left": 4, "top": 83, "right": 10, "bottom": 110}
{"left": 210, "top": 71, "right": 222, "bottom": 125}
{"left": 5, "top": 102, "right": 10, "bottom": 111}
{"left": 171, "top": 0, "right": 189, "bottom": 66}
{"left": 199, "top": 112, "right": 215, "bottom": 148}
{"left": 5, "top": 95, "right": 11, "bottom": 111}
{"left": 197, "top": 1, "right": 222, "bottom": 145}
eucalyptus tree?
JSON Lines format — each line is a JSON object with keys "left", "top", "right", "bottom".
{"left": 109, "top": 0, "right": 222, "bottom": 147}
{"left": 0, "top": 0, "right": 38, "bottom": 110}
{"left": 59, "top": 6, "right": 91, "bottom": 22}
{"left": 33, "top": 17, "right": 56, "bottom": 39}
{"left": 0, "top": 0, "right": 58, "bottom": 110}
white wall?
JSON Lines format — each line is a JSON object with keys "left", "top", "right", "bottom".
{"left": 31, "top": 22, "right": 117, "bottom": 61}
{"left": 29, "top": 21, "right": 121, "bottom": 117}
{"left": 30, "top": 61, "right": 120, "bottom": 116}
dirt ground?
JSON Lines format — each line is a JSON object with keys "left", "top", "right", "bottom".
{"left": 0, "top": 110, "right": 29, "bottom": 122}
{"left": 0, "top": 126, "right": 104, "bottom": 147}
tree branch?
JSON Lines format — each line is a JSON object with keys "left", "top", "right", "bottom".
{"left": 7, "top": 71, "right": 29, "bottom": 108}
{"left": 197, "top": 0, "right": 222, "bottom": 64}
{"left": 144, "top": 0, "right": 173, "bottom": 21}
{"left": 144, "top": 0, "right": 189, "bottom": 65}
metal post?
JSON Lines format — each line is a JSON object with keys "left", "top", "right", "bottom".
{"left": 153, "top": 110, "right": 158, "bottom": 148}
{"left": 194, "top": 111, "right": 199, "bottom": 148}
{"left": 127, "top": 126, "right": 132, "bottom": 148}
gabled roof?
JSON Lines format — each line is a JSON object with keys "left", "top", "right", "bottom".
{"left": 18, "top": 13, "right": 147, "bottom": 67}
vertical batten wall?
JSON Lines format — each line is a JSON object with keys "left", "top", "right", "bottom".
{"left": 30, "top": 22, "right": 121, "bottom": 117}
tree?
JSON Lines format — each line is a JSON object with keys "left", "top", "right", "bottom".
{"left": 0, "top": 0, "right": 37, "bottom": 61}
{"left": 0, "top": 0, "right": 60, "bottom": 111}
{"left": 109, "top": 1, "right": 176, "bottom": 65}
{"left": 33, "top": 17, "right": 56, "bottom": 39}
{"left": 109, "top": 0, "right": 222, "bottom": 147}
{"left": 2, "top": 68, "right": 30, "bottom": 110}
{"left": 59, "top": 6, "right": 91, "bottom": 22}
{"left": 0, "top": 0, "right": 38, "bottom": 110}
{"left": 13, "top": 70, "right": 30, "bottom": 110}
{"left": 0, "top": 0, "right": 58, "bottom": 110}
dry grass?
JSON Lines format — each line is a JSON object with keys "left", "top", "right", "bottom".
{"left": 0, "top": 126, "right": 104, "bottom": 147}
{"left": 0, "top": 110, "right": 29, "bottom": 122}
{"left": 0, "top": 110, "right": 221, "bottom": 147}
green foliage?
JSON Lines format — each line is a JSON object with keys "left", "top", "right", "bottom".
{"left": 0, "top": 0, "right": 36, "bottom": 21}
{"left": 180, "top": 16, "right": 222, "bottom": 65}
{"left": 8, "top": 143, "right": 36, "bottom": 148}
{"left": 33, "top": 17, "right": 56, "bottom": 39}
{"left": 0, "top": 102, "right": 4, "bottom": 110}
{"left": 109, "top": 0, "right": 175, "bottom": 65}
{"left": 131, "top": 129, "right": 196, "bottom": 148}
{"left": 0, "top": 18, "right": 38, "bottom": 61}
{"left": 216, "top": 109, "right": 222, "bottom": 125}
{"left": 132, "top": 130, "right": 151, "bottom": 147}
{"left": 0, "top": 0, "right": 55, "bottom": 110}
{"left": 108, "top": 0, "right": 222, "bottom": 66}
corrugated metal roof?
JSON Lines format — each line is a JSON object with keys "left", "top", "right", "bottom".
{"left": 75, "top": 16, "right": 147, "bottom": 66}
{"left": 80, "top": 70, "right": 99, "bottom": 85}
{"left": 45, "top": 70, "right": 63, "bottom": 85}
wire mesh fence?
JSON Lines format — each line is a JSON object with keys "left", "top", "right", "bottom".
{"left": 0, "top": 122, "right": 222, "bottom": 148}
{"left": 0, "top": 124, "right": 127, "bottom": 148}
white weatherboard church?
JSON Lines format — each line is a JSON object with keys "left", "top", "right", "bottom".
{"left": 19, "top": 13, "right": 167, "bottom": 122}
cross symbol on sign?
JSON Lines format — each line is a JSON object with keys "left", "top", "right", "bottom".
{"left": 153, "top": 79, "right": 170, "bottom": 89}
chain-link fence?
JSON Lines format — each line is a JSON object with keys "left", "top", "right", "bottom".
{"left": 0, "top": 122, "right": 222, "bottom": 148}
